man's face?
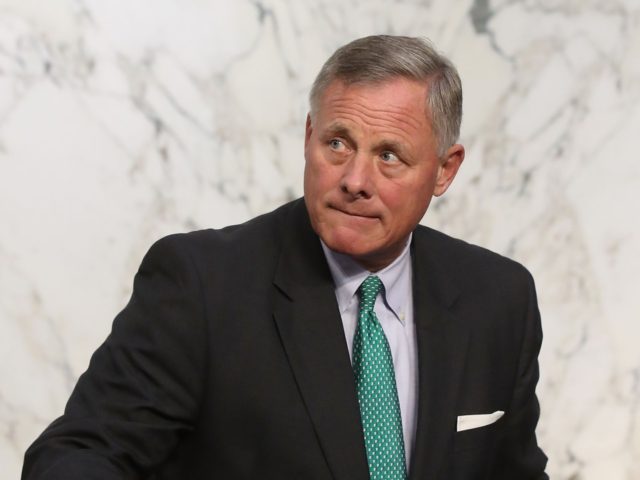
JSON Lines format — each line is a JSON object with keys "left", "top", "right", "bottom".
{"left": 303, "top": 77, "right": 464, "bottom": 271}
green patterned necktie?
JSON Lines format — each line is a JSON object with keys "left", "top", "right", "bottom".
{"left": 353, "top": 275, "right": 408, "bottom": 480}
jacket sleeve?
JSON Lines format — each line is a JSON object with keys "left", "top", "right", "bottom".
{"left": 493, "top": 269, "right": 549, "bottom": 479}
{"left": 22, "top": 234, "right": 208, "bottom": 479}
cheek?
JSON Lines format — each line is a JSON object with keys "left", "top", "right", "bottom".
{"left": 305, "top": 157, "right": 338, "bottom": 197}
{"left": 380, "top": 183, "right": 432, "bottom": 223}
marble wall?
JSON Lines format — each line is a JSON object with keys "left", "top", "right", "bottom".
{"left": 1, "top": 0, "right": 639, "bottom": 478}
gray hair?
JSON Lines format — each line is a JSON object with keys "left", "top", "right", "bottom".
{"left": 309, "top": 35, "right": 462, "bottom": 157}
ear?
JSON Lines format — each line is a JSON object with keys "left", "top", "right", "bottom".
{"left": 304, "top": 114, "right": 313, "bottom": 150}
{"left": 433, "top": 143, "right": 465, "bottom": 197}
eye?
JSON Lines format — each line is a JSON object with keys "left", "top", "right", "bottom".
{"left": 380, "top": 151, "right": 399, "bottom": 163}
{"left": 329, "top": 138, "right": 346, "bottom": 151}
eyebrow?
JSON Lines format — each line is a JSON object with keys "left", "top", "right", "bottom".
{"left": 373, "top": 139, "right": 406, "bottom": 155}
{"left": 323, "top": 122, "right": 352, "bottom": 139}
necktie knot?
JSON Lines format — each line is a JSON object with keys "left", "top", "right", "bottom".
{"left": 358, "top": 275, "right": 383, "bottom": 313}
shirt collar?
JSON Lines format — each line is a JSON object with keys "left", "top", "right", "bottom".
{"left": 321, "top": 233, "right": 413, "bottom": 324}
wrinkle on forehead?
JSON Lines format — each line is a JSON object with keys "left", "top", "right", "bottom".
{"left": 316, "top": 79, "right": 432, "bottom": 140}
{"left": 329, "top": 102, "right": 427, "bottom": 139}
{"left": 323, "top": 106, "right": 429, "bottom": 149}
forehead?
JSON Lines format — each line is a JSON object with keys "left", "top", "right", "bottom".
{"left": 314, "top": 78, "right": 432, "bottom": 139}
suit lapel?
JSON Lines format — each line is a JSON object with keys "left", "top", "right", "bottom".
{"left": 272, "top": 201, "right": 369, "bottom": 480}
{"left": 409, "top": 228, "right": 470, "bottom": 480}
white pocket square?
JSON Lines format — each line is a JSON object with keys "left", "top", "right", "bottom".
{"left": 456, "top": 410, "right": 504, "bottom": 432}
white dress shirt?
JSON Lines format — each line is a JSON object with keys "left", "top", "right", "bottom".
{"left": 321, "top": 236, "right": 418, "bottom": 467}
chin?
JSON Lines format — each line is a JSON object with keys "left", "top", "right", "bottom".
{"left": 321, "top": 230, "right": 379, "bottom": 258}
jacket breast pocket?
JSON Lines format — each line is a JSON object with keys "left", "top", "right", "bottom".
{"left": 447, "top": 419, "right": 504, "bottom": 480}
{"left": 453, "top": 414, "right": 504, "bottom": 453}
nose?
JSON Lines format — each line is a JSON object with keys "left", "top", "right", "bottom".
{"left": 340, "top": 154, "right": 373, "bottom": 199}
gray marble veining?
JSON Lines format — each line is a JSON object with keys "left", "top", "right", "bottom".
{"left": 1, "top": 1, "right": 639, "bottom": 478}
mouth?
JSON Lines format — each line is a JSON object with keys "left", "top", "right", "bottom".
{"left": 329, "top": 205, "right": 379, "bottom": 221}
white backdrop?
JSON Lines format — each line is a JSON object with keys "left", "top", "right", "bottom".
{"left": 1, "top": 1, "right": 639, "bottom": 478}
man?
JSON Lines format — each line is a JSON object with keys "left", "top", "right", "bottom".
{"left": 23, "top": 35, "right": 548, "bottom": 479}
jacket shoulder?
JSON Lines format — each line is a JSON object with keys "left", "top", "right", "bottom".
{"left": 413, "top": 225, "right": 534, "bottom": 291}
{"left": 140, "top": 199, "right": 303, "bottom": 283}
{"left": 150, "top": 199, "right": 299, "bottom": 255}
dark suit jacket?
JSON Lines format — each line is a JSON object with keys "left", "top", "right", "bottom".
{"left": 23, "top": 198, "right": 548, "bottom": 479}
